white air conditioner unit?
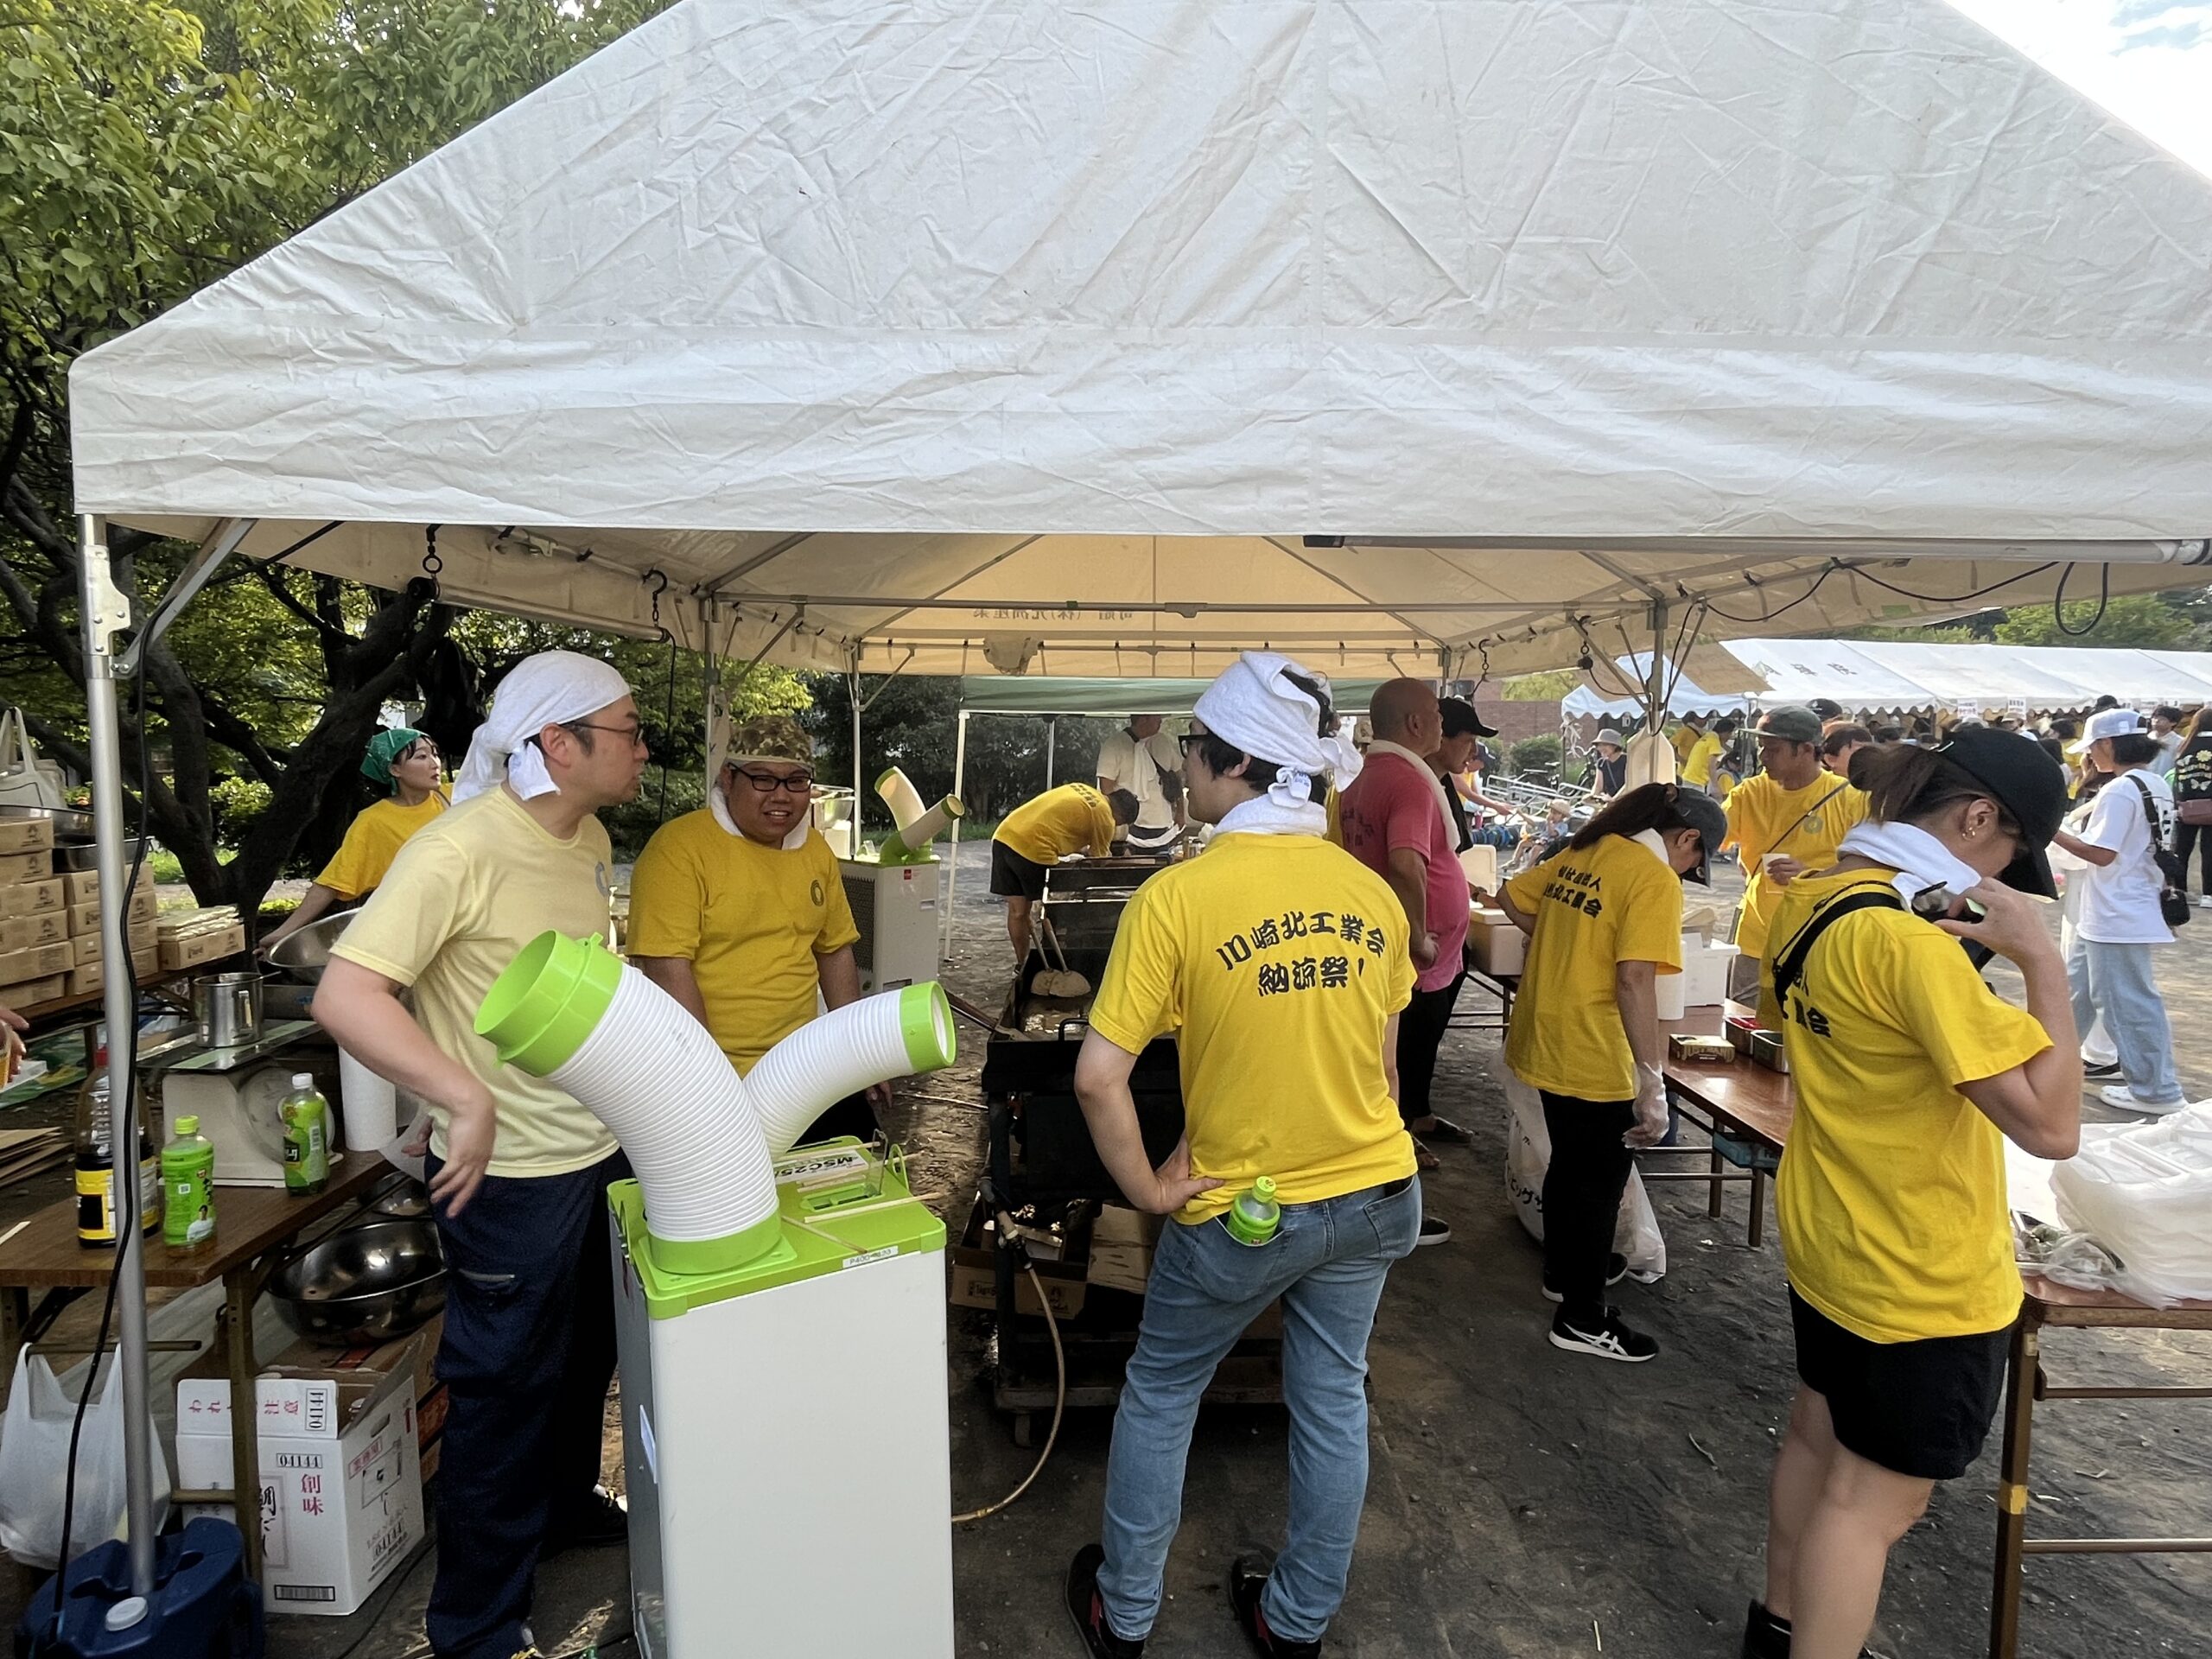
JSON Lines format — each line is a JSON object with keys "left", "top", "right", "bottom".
{"left": 838, "top": 860, "right": 944, "bottom": 992}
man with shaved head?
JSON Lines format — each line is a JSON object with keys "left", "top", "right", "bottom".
{"left": 1337, "top": 678, "right": 1463, "bottom": 1243}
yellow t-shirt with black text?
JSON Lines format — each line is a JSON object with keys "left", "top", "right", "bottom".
{"left": 1767, "top": 868, "right": 2050, "bottom": 1343}
{"left": 626, "top": 810, "right": 861, "bottom": 1075}
{"left": 1724, "top": 775, "right": 1868, "bottom": 958}
{"left": 1088, "top": 833, "right": 1416, "bottom": 1224}
{"left": 995, "top": 783, "right": 1117, "bottom": 865}
{"left": 315, "top": 793, "right": 448, "bottom": 899}
{"left": 330, "top": 788, "right": 620, "bottom": 1179}
{"left": 1503, "top": 835, "right": 1684, "bottom": 1101}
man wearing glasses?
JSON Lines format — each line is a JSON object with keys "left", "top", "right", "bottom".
{"left": 628, "top": 715, "right": 884, "bottom": 1145}
{"left": 315, "top": 650, "right": 648, "bottom": 1659}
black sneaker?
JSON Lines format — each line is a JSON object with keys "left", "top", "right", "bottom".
{"left": 1742, "top": 1599, "right": 1791, "bottom": 1658}
{"left": 1228, "top": 1554, "right": 1321, "bottom": 1658}
{"left": 1548, "top": 1306, "right": 1659, "bottom": 1363}
{"left": 1541, "top": 1253, "right": 1629, "bottom": 1302}
{"left": 1065, "top": 1543, "right": 1145, "bottom": 1658}
{"left": 2082, "top": 1061, "right": 2123, "bottom": 1080}
{"left": 542, "top": 1486, "right": 627, "bottom": 1557}
{"left": 1415, "top": 1215, "right": 1452, "bottom": 1247}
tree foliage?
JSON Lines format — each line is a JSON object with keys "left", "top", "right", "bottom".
{"left": 0, "top": 0, "right": 680, "bottom": 914}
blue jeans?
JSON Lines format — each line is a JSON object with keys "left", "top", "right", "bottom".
{"left": 1096, "top": 1178, "right": 1421, "bottom": 1643}
{"left": 2068, "top": 937, "right": 2183, "bottom": 1105}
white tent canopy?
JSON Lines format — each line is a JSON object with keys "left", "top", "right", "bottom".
{"left": 1563, "top": 639, "right": 2212, "bottom": 720}
{"left": 69, "top": 0, "right": 2212, "bottom": 679}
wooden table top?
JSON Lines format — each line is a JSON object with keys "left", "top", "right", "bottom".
{"left": 1660, "top": 1001, "right": 1795, "bottom": 1150}
{"left": 0, "top": 1153, "right": 388, "bottom": 1290}
{"left": 2022, "top": 1274, "right": 2212, "bottom": 1330}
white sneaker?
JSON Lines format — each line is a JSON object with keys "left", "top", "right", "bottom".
{"left": 2100, "top": 1085, "right": 2187, "bottom": 1116}
{"left": 2199, "top": 894, "right": 2212, "bottom": 910}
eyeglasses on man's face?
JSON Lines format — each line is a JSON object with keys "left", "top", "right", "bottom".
{"left": 729, "top": 766, "right": 815, "bottom": 795}
{"left": 563, "top": 720, "right": 649, "bottom": 750}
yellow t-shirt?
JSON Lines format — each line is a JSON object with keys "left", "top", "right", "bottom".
{"left": 330, "top": 788, "right": 620, "bottom": 1179}
{"left": 1670, "top": 726, "right": 1703, "bottom": 765}
{"left": 314, "top": 793, "right": 448, "bottom": 899}
{"left": 995, "top": 783, "right": 1117, "bottom": 865}
{"left": 1681, "top": 732, "right": 1726, "bottom": 788}
{"left": 1767, "top": 868, "right": 2051, "bottom": 1343}
{"left": 1503, "top": 834, "right": 1685, "bottom": 1101}
{"left": 1087, "top": 833, "right": 1417, "bottom": 1224}
{"left": 1724, "top": 776, "right": 1869, "bottom": 958}
{"left": 626, "top": 810, "right": 861, "bottom": 1074}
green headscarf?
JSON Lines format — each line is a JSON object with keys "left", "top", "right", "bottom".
{"left": 362, "top": 727, "right": 427, "bottom": 793}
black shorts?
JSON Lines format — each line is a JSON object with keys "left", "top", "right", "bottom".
{"left": 1789, "top": 1287, "right": 2012, "bottom": 1480}
{"left": 988, "top": 840, "right": 1047, "bottom": 901}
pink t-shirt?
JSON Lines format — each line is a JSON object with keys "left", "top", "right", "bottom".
{"left": 1338, "top": 751, "right": 1467, "bottom": 993}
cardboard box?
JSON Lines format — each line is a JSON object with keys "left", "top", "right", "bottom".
{"left": 0, "top": 941, "right": 73, "bottom": 986}
{"left": 66, "top": 887, "right": 156, "bottom": 934}
{"left": 175, "top": 1339, "right": 427, "bottom": 1617}
{"left": 66, "top": 949, "right": 159, "bottom": 996}
{"left": 0, "top": 911, "right": 68, "bottom": 954}
{"left": 269, "top": 1316, "right": 447, "bottom": 1486}
{"left": 1085, "top": 1204, "right": 1164, "bottom": 1295}
{"left": 68, "top": 918, "right": 159, "bottom": 963}
{"left": 0, "top": 819, "right": 54, "bottom": 856}
{"left": 1467, "top": 912, "right": 1525, "bottom": 976}
{"left": 0, "top": 976, "right": 65, "bottom": 1010}
{"left": 0, "top": 878, "right": 64, "bottom": 921}
{"left": 158, "top": 924, "right": 246, "bottom": 974}
{"left": 0, "top": 851, "right": 50, "bottom": 887}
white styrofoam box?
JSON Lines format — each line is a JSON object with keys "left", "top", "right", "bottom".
{"left": 1681, "top": 944, "right": 1740, "bottom": 1008}
{"left": 1458, "top": 844, "right": 1499, "bottom": 895}
{"left": 1467, "top": 912, "right": 1525, "bottom": 976}
{"left": 175, "top": 1341, "right": 425, "bottom": 1615}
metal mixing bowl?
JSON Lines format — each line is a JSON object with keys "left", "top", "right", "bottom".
{"left": 265, "top": 911, "right": 359, "bottom": 983}
{"left": 364, "top": 1171, "right": 433, "bottom": 1221}
{"left": 267, "top": 1219, "right": 446, "bottom": 1344}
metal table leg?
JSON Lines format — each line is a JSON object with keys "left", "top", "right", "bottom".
{"left": 1707, "top": 1146, "right": 1725, "bottom": 1219}
{"left": 222, "top": 1265, "right": 263, "bottom": 1585}
{"left": 1989, "top": 1316, "right": 2040, "bottom": 1659}
{"left": 1748, "top": 1167, "right": 1767, "bottom": 1249}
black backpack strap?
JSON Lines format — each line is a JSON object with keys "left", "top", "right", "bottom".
{"left": 1770, "top": 887, "right": 1904, "bottom": 1009}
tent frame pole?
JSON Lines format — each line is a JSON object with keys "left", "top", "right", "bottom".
{"left": 944, "top": 709, "right": 970, "bottom": 958}
{"left": 1644, "top": 599, "right": 1670, "bottom": 741}
{"left": 76, "top": 514, "right": 159, "bottom": 1599}
{"left": 849, "top": 668, "right": 864, "bottom": 842}
{"left": 1043, "top": 715, "right": 1057, "bottom": 789}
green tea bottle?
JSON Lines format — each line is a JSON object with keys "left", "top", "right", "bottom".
{"left": 279, "top": 1072, "right": 330, "bottom": 1196}
{"left": 162, "top": 1115, "right": 217, "bottom": 1249}
{"left": 1224, "top": 1176, "right": 1281, "bottom": 1246}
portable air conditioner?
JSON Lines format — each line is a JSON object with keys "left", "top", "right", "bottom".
{"left": 837, "top": 859, "right": 943, "bottom": 993}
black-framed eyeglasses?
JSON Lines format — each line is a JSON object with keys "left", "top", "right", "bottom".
{"left": 563, "top": 720, "right": 648, "bottom": 748}
{"left": 728, "top": 766, "right": 815, "bottom": 795}
{"left": 1176, "top": 733, "right": 1207, "bottom": 753}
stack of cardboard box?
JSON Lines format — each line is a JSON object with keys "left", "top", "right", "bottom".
{"left": 0, "top": 818, "right": 168, "bottom": 1007}
{"left": 156, "top": 906, "right": 247, "bottom": 975}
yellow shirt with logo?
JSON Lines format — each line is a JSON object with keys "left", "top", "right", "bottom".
{"left": 314, "top": 793, "right": 448, "bottom": 899}
{"left": 995, "top": 783, "right": 1117, "bottom": 865}
{"left": 1088, "top": 833, "right": 1416, "bottom": 1224}
{"left": 1503, "top": 835, "right": 1684, "bottom": 1101}
{"left": 626, "top": 810, "right": 861, "bottom": 1074}
{"left": 330, "top": 787, "right": 620, "bottom": 1179}
{"left": 1724, "top": 775, "right": 1869, "bottom": 958}
{"left": 1766, "top": 868, "right": 2050, "bottom": 1343}
{"left": 1681, "top": 731, "right": 1726, "bottom": 788}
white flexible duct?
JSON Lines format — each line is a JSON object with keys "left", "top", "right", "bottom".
{"left": 746, "top": 984, "right": 958, "bottom": 1157}
{"left": 876, "top": 766, "right": 928, "bottom": 830}
{"left": 882, "top": 796, "right": 964, "bottom": 858}
{"left": 548, "top": 965, "right": 780, "bottom": 1248}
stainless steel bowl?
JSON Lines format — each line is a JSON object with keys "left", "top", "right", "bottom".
{"left": 364, "top": 1172, "right": 433, "bottom": 1221}
{"left": 52, "top": 837, "right": 146, "bottom": 873}
{"left": 265, "top": 911, "right": 358, "bottom": 984}
{"left": 266, "top": 1219, "right": 447, "bottom": 1344}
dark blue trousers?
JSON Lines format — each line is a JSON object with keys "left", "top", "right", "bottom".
{"left": 423, "top": 1149, "right": 629, "bottom": 1659}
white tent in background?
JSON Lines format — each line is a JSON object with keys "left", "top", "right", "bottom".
{"left": 67, "top": 0, "right": 2212, "bottom": 681}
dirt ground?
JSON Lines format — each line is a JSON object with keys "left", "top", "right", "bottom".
{"left": 3, "top": 842, "right": 2207, "bottom": 1657}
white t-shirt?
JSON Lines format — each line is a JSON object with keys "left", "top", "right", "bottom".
{"left": 2075, "top": 769, "right": 2176, "bottom": 945}
{"left": 1096, "top": 728, "right": 1182, "bottom": 833}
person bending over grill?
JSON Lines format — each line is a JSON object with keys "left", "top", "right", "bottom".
{"left": 989, "top": 781, "right": 1139, "bottom": 966}
{"left": 1065, "top": 652, "right": 1419, "bottom": 1659}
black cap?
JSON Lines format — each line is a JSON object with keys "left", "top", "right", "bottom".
{"left": 1671, "top": 788, "right": 1732, "bottom": 887}
{"left": 1930, "top": 728, "right": 2069, "bottom": 899}
{"left": 1808, "top": 697, "right": 1845, "bottom": 722}
{"left": 1439, "top": 697, "right": 1498, "bottom": 739}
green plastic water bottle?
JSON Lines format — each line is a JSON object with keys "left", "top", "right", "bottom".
{"left": 1224, "top": 1176, "right": 1281, "bottom": 1246}
{"left": 162, "top": 1115, "right": 217, "bottom": 1249}
{"left": 279, "top": 1073, "right": 330, "bottom": 1196}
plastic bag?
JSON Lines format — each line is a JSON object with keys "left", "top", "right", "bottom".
{"left": 1503, "top": 1077, "right": 1668, "bottom": 1282}
{"left": 0, "top": 1346, "right": 172, "bottom": 1568}
{"left": 2050, "top": 1104, "right": 2212, "bottom": 1306}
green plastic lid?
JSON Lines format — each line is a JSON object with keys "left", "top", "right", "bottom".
{"left": 1224, "top": 1176, "right": 1281, "bottom": 1246}
{"left": 475, "top": 931, "right": 626, "bottom": 1075}
{"left": 175, "top": 1116, "right": 199, "bottom": 1136}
